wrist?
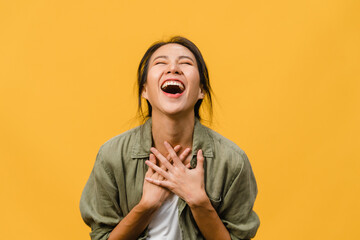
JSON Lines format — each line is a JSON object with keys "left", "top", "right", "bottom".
{"left": 186, "top": 191, "right": 211, "bottom": 209}
{"left": 137, "top": 199, "right": 162, "bottom": 213}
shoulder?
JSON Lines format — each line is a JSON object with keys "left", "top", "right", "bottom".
{"left": 99, "top": 125, "right": 140, "bottom": 154}
{"left": 204, "top": 126, "right": 250, "bottom": 174}
{"left": 206, "top": 127, "right": 245, "bottom": 155}
{"left": 95, "top": 124, "right": 143, "bottom": 169}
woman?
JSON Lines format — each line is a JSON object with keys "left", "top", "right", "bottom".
{"left": 80, "top": 36, "right": 260, "bottom": 240}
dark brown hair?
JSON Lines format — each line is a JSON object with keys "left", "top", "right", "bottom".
{"left": 137, "top": 36, "right": 213, "bottom": 121}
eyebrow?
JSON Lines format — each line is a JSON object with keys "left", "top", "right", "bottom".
{"left": 152, "top": 55, "right": 195, "bottom": 63}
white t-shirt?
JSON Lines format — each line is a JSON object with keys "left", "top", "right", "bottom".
{"left": 147, "top": 194, "right": 182, "bottom": 240}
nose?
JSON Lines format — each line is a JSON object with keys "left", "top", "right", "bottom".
{"left": 166, "top": 62, "right": 182, "bottom": 75}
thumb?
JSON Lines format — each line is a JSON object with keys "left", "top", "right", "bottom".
{"left": 196, "top": 149, "right": 204, "bottom": 171}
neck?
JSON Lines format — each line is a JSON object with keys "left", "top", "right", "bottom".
{"left": 151, "top": 111, "right": 195, "bottom": 156}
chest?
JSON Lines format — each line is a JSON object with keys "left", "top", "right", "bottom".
{"left": 114, "top": 156, "right": 227, "bottom": 216}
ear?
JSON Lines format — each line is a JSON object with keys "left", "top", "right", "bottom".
{"left": 198, "top": 87, "right": 204, "bottom": 100}
{"left": 142, "top": 84, "right": 149, "bottom": 100}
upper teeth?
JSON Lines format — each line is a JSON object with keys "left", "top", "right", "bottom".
{"left": 161, "top": 81, "right": 185, "bottom": 90}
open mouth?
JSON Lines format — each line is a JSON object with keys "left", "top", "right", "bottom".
{"left": 161, "top": 80, "right": 185, "bottom": 95}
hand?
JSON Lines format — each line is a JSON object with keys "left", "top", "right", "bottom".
{"left": 139, "top": 145, "right": 187, "bottom": 211}
{"left": 145, "top": 141, "right": 208, "bottom": 207}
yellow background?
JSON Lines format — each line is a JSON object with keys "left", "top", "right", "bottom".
{"left": 1, "top": 0, "right": 359, "bottom": 239}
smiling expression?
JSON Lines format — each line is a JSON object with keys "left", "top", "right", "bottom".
{"left": 142, "top": 43, "right": 204, "bottom": 117}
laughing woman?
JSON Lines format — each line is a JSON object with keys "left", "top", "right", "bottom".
{"left": 80, "top": 36, "right": 260, "bottom": 240}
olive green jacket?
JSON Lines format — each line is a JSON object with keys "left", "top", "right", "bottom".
{"left": 80, "top": 118, "right": 260, "bottom": 239}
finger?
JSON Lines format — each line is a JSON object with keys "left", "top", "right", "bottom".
{"left": 196, "top": 149, "right": 204, "bottom": 170}
{"left": 174, "top": 145, "right": 181, "bottom": 153}
{"left": 149, "top": 154, "right": 157, "bottom": 174}
{"left": 179, "top": 148, "right": 191, "bottom": 162}
{"left": 151, "top": 153, "right": 166, "bottom": 180}
{"left": 145, "top": 159, "right": 171, "bottom": 179}
{"left": 158, "top": 158, "right": 168, "bottom": 181}
{"left": 164, "top": 141, "right": 184, "bottom": 168}
{"left": 145, "top": 154, "right": 156, "bottom": 177}
{"left": 145, "top": 161, "right": 153, "bottom": 177}
{"left": 155, "top": 161, "right": 166, "bottom": 180}
{"left": 149, "top": 153, "right": 156, "bottom": 164}
{"left": 185, "top": 162, "right": 191, "bottom": 169}
{"left": 145, "top": 177, "right": 172, "bottom": 189}
{"left": 149, "top": 153, "right": 166, "bottom": 180}
{"left": 150, "top": 147, "right": 174, "bottom": 171}
{"left": 167, "top": 145, "right": 181, "bottom": 164}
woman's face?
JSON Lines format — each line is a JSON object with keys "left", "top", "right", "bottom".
{"left": 142, "top": 43, "right": 203, "bottom": 117}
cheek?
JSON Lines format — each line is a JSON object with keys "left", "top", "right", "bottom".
{"left": 192, "top": 67, "right": 200, "bottom": 80}
{"left": 145, "top": 75, "right": 158, "bottom": 92}
{"left": 188, "top": 72, "right": 201, "bottom": 86}
{"left": 147, "top": 66, "right": 164, "bottom": 78}
{"left": 144, "top": 84, "right": 157, "bottom": 98}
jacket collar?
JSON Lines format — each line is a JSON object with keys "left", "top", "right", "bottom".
{"left": 131, "top": 117, "right": 214, "bottom": 159}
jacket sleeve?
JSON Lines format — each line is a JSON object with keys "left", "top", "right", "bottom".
{"left": 219, "top": 151, "right": 260, "bottom": 240}
{"left": 80, "top": 147, "right": 123, "bottom": 240}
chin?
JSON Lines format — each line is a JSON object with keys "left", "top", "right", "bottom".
{"left": 162, "top": 109, "right": 185, "bottom": 116}
{"left": 159, "top": 105, "right": 193, "bottom": 117}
